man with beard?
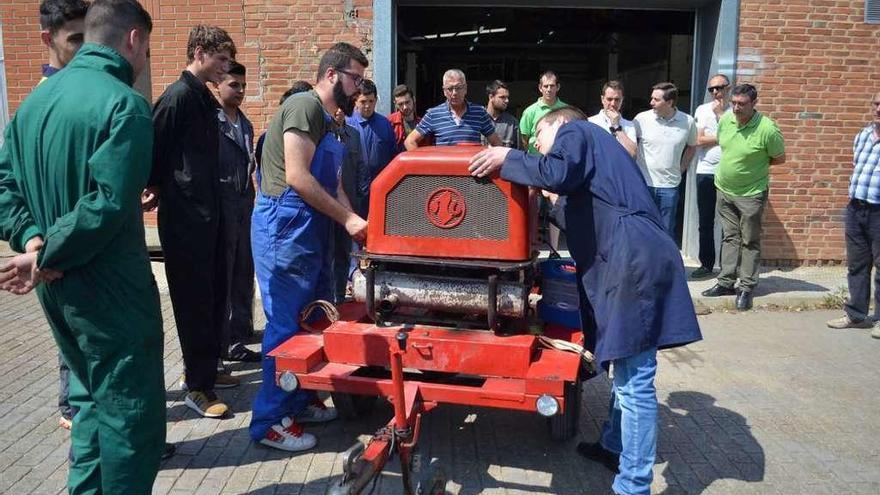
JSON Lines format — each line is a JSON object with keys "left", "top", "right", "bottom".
{"left": 483, "top": 80, "right": 521, "bottom": 149}
{"left": 143, "top": 25, "right": 239, "bottom": 418}
{"left": 250, "top": 42, "right": 368, "bottom": 452}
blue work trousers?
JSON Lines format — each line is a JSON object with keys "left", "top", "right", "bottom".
{"left": 249, "top": 189, "right": 333, "bottom": 441}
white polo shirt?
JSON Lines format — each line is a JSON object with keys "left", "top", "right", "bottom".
{"left": 588, "top": 111, "right": 638, "bottom": 143}
{"left": 693, "top": 102, "right": 724, "bottom": 175}
{"left": 633, "top": 109, "right": 697, "bottom": 188}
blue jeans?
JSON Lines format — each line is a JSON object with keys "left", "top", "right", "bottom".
{"left": 647, "top": 186, "right": 679, "bottom": 236}
{"left": 600, "top": 348, "right": 658, "bottom": 495}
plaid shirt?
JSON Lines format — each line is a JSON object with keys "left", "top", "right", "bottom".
{"left": 849, "top": 125, "right": 880, "bottom": 203}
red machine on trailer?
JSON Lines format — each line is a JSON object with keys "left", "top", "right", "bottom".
{"left": 270, "top": 145, "right": 591, "bottom": 495}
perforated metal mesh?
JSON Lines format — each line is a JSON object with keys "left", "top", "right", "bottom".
{"left": 384, "top": 175, "right": 509, "bottom": 239}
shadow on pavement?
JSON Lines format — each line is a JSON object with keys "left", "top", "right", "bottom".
{"left": 751, "top": 276, "right": 828, "bottom": 296}
{"left": 656, "top": 391, "right": 764, "bottom": 494}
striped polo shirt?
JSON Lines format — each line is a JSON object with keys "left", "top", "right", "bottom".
{"left": 415, "top": 100, "right": 495, "bottom": 146}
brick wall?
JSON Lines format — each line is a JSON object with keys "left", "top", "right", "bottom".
{"left": 3, "top": 0, "right": 879, "bottom": 262}
{"left": 736, "top": 0, "right": 880, "bottom": 263}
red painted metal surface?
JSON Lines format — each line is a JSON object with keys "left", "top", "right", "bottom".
{"left": 270, "top": 305, "right": 583, "bottom": 415}
{"left": 366, "top": 145, "right": 531, "bottom": 261}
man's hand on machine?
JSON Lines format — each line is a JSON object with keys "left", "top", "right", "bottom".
{"left": 468, "top": 146, "right": 512, "bottom": 178}
{"left": 345, "top": 213, "right": 368, "bottom": 245}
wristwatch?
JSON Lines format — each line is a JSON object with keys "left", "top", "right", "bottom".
{"left": 609, "top": 125, "right": 623, "bottom": 135}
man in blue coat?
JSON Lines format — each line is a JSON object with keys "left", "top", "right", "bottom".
{"left": 470, "top": 106, "right": 702, "bottom": 495}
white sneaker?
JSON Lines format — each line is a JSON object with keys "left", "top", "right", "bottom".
{"left": 259, "top": 417, "right": 317, "bottom": 452}
{"left": 296, "top": 399, "right": 339, "bottom": 424}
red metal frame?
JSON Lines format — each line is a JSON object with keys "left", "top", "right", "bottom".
{"left": 271, "top": 303, "right": 583, "bottom": 415}
{"left": 366, "top": 145, "right": 531, "bottom": 261}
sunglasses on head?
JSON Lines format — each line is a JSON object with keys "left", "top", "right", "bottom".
{"left": 707, "top": 84, "right": 729, "bottom": 92}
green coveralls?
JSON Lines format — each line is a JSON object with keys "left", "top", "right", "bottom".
{"left": 0, "top": 44, "right": 165, "bottom": 494}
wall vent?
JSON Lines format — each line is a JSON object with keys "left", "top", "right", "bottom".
{"left": 867, "top": 0, "right": 880, "bottom": 23}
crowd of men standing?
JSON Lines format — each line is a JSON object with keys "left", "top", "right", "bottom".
{"left": 5, "top": 1, "right": 880, "bottom": 494}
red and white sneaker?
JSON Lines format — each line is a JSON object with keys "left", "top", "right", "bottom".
{"left": 260, "top": 417, "right": 317, "bottom": 452}
{"left": 296, "top": 397, "right": 338, "bottom": 424}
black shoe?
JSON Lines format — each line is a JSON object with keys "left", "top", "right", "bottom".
{"left": 576, "top": 442, "right": 620, "bottom": 473}
{"left": 689, "top": 266, "right": 714, "bottom": 280}
{"left": 736, "top": 289, "right": 753, "bottom": 311}
{"left": 701, "top": 283, "right": 736, "bottom": 297}
{"left": 162, "top": 442, "right": 176, "bottom": 460}
{"left": 226, "top": 343, "right": 262, "bottom": 363}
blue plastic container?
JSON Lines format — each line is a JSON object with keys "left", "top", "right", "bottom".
{"left": 537, "top": 258, "right": 582, "bottom": 329}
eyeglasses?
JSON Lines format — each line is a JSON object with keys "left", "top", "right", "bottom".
{"left": 337, "top": 69, "right": 364, "bottom": 88}
{"left": 707, "top": 84, "right": 729, "bottom": 93}
{"left": 443, "top": 85, "right": 466, "bottom": 93}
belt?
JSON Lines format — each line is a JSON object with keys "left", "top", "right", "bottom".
{"left": 850, "top": 199, "right": 880, "bottom": 209}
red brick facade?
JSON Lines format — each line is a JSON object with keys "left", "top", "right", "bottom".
{"left": 2, "top": 0, "right": 879, "bottom": 263}
{"left": 736, "top": 0, "right": 880, "bottom": 263}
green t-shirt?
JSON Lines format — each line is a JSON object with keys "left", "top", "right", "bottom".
{"left": 714, "top": 111, "right": 785, "bottom": 197}
{"left": 519, "top": 97, "right": 567, "bottom": 154}
{"left": 261, "top": 90, "right": 329, "bottom": 197}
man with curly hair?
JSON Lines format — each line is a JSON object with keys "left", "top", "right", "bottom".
{"left": 144, "top": 24, "right": 239, "bottom": 418}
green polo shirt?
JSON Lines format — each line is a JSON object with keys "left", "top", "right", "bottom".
{"left": 714, "top": 111, "right": 785, "bottom": 197}
{"left": 519, "top": 97, "right": 567, "bottom": 154}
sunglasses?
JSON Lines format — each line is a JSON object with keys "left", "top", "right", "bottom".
{"left": 707, "top": 85, "right": 729, "bottom": 93}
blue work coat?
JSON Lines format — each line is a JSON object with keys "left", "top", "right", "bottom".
{"left": 501, "top": 120, "right": 702, "bottom": 367}
{"left": 346, "top": 111, "right": 398, "bottom": 212}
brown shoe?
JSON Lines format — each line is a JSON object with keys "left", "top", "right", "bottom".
{"left": 184, "top": 391, "right": 229, "bottom": 418}
{"left": 826, "top": 315, "right": 873, "bottom": 329}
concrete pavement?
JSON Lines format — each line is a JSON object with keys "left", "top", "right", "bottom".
{"left": 1, "top": 276, "right": 879, "bottom": 493}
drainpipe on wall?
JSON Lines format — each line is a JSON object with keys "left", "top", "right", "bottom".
{"left": 0, "top": 21, "right": 10, "bottom": 144}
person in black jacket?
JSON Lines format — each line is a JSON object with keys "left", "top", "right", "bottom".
{"left": 214, "top": 60, "right": 260, "bottom": 362}
{"left": 142, "top": 25, "right": 238, "bottom": 418}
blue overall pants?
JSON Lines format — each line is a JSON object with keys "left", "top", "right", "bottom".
{"left": 249, "top": 127, "right": 342, "bottom": 441}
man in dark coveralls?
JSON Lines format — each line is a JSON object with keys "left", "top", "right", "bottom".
{"left": 469, "top": 107, "right": 703, "bottom": 495}
{"left": 142, "top": 25, "right": 238, "bottom": 418}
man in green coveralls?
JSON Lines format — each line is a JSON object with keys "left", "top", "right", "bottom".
{"left": 0, "top": 1, "right": 165, "bottom": 493}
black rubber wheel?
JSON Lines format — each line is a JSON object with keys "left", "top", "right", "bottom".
{"left": 331, "top": 392, "right": 377, "bottom": 420}
{"left": 415, "top": 458, "right": 448, "bottom": 495}
{"left": 548, "top": 376, "right": 583, "bottom": 441}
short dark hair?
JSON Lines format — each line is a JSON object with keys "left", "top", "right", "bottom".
{"left": 652, "top": 82, "right": 678, "bottom": 102}
{"left": 84, "top": 0, "right": 152, "bottom": 47}
{"left": 538, "top": 106, "right": 587, "bottom": 127}
{"left": 316, "top": 42, "right": 369, "bottom": 82}
{"left": 40, "top": 0, "right": 89, "bottom": 34}
{"left": 486, "top": 80, "right": 508, "bottom": 97}
{"left": 225, "top": 60, "right": 245, "bottom": 77}
{"left": 186, "top": 25, "right": 236, "bottom": 63}
{"left": 539, "top": 70, "right": 559, "bottom": 85}
{"left": 359, "top": 79, "right": 377, "bottom": 97}
{"left": 281, "top": 80, "right": 312, "bottom": 105}
{"left": 731, "top": 83, "right": 758, "bottom": 101}
{"left": 601, "top": 80, "right": 625, "bottom": 95}
{"left": 392, "top": 84, "right": 412, "bottom": 99}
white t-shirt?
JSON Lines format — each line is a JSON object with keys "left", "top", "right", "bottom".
{"left": 633, "top": 109, "right": 697, "bottom": 188}
{"left": 694, "top": 102, "right": 724, "bottom": 175}
{"left": 587, "top": 111, "right": 638, "bottom": 143}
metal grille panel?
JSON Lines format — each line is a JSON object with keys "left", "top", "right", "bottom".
{"left": 385, "top": 175, "right": 509, "bottom": 239}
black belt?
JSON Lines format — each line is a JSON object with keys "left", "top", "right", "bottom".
{"left": 850, "top": 199, "right": 880, "bottom": 209}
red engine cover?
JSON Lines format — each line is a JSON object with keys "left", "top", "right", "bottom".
{"left": 367, "top": 145, "right": 531, "bottom": 261}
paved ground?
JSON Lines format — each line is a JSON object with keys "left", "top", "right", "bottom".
{"left": 1, "top": 261, "right": 878, "bottom": 494}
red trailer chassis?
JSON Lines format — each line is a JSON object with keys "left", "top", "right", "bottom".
{"left": 270, "top": 302, "right": 586, "bottom": 494}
